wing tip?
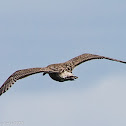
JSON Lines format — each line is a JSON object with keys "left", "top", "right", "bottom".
{"left": 0, "top": 80, "right": 14, "bottom": 96}
{"left": 0, "top": 89, "right": 5, "bottom": 96}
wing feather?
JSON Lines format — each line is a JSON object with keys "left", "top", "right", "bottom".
{"left": 0, "top": 67, "right": 54, "bottom": 96}
{"left": 66, "top": 53, "right": 126, "bottom": 69}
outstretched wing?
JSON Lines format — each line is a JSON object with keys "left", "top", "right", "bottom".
{"left": 0, "top": 67, "right": 55, "bottom": 96}
{"left": 66, "top": 53, "right": 126, "bottom": 69}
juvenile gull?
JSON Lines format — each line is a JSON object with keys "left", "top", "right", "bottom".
{"left": 0, "top": 53, "right": 126, "bottom": 96}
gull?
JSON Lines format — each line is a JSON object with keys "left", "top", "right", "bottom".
{"left": 0, "top": 53, "right": 126, "bottom": 96}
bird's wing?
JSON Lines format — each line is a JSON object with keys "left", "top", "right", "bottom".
{"left": 0, "top": 67, "right": 56, "bottom": 96}
{"left": 66, "top": 53, "right": 126, "bottom": 69}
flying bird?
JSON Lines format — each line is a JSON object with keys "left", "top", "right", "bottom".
{"left": 0, "top": 53, "right": 126, "bottom": 96}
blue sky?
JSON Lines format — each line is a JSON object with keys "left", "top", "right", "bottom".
{"left": 0, "top": 0, "right": 126, "bottom": 126}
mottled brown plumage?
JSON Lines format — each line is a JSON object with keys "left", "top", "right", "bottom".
{"left": 0, "top": 53, "right": 126, "bottom": 96}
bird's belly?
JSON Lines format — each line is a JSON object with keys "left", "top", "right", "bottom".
{"left": 49, "top": 71, "right": 73, "bottom": 82}
{"left": 49, "top": 73, "right": 65, "bottom": 82}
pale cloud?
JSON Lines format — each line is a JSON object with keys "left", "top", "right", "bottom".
{"left": 1, "top": 73, "right": 126, "bottom": 126}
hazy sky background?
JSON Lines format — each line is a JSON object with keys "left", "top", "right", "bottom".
{"left": 0, "top": 0, "right": 126, "bottom": 126}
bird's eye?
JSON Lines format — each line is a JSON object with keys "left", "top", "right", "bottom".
{"left": 67, "top": 66, "right": 71, "bottom": 71}
{"left": 67, "top": 67, "right": 70, "bottom": 70}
